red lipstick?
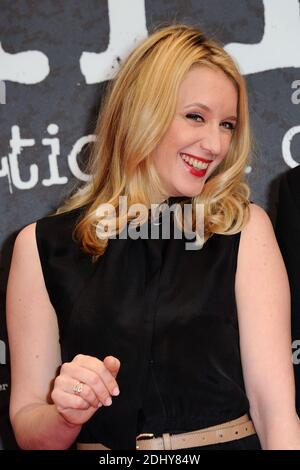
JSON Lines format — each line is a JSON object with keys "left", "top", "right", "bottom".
{"left": 180, "top": 152, "right": 212, "bottom": 178}
{"left": 181, "top": 152, "right": 213, "bottom": 164}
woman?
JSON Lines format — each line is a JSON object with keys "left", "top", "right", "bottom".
{"left": 6, "top": 23, "right": 300, "bottom": 450}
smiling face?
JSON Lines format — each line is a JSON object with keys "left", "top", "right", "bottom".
{"left": 151, "top": 65, "right": 238, "bottom": 201}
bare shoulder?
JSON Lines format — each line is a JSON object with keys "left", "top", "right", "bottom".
{"left": 242, "top": 203, "right": 274, "bottom": 238}
{"left": 14, "top": 222, "right": 37, "bottom": 251}
{"left": 18, "top": 221, "right": 37, "bottom": 236}
{"left": 8, "top": 220, "right": 51, "bottom": 321}
{"left": 238, "top": 203, "right": 277, "bottom": 256}
{"left": 8, "top": 220, "right": 52, "bottom": 318}
{"left": 10, "top": 222, "right": 42, "bottom": 277}
{"left": 237, "top": 203, "right": 287, "bottom": 285}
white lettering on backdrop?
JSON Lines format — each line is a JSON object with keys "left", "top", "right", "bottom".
{"left": 1, "top": 126, "right": 94, "bottom": 193}
{"left": 1, "top": 0, "right": 299, "bottom": 192}
{"left": 0, "top": 340, "right": 6, "bottom": 365}
{"left": 282, "top": 126, "right": 300, "bottom": 168}
{"left": 225, "top": 0, "right": 300, "bottom": 74}
{"left": 2, "top": 0, "right": 299, "bottom": 86}
{"left": 0, "top": 42, "right": 49, "bottom": 84}
{"left": 0, "top": 80, "right": 5, "bottom": 104}
{"left": 80, "top": 0, "right": 148, "bottom": 84}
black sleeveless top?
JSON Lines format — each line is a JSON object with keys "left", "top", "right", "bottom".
{"left": 35, "top": 199, "right": 249, "bottom": 450}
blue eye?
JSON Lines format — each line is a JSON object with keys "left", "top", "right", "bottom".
{"left": 186, "top": 113, "right": 236, "bottom": 131}
{"left": 222, "top": 121, "right": 235, "bottom": 131}
{"left": 186, "top": 113, "right": 203, "bottom": 122}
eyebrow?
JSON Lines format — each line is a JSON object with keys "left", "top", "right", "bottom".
{"left": 184, "top": 102, "right": 237, "bottom": 121}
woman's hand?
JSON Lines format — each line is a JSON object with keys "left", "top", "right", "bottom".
{"left": 51, "top": 354, "right": 121, "bottom": 426}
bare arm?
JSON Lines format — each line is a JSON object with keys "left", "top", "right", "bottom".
{"left": 7, "top": 223, "right": 121, "bottom": 449}
{"left": 6, "top": 223, "right": 82, "bottom": 449}
{"left": 235, "top": 204, "right": 300, "bottom": 450}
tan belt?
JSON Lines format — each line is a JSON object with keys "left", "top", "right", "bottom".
{"left": 77, "top": 413, "right": 256, "bottom": 451}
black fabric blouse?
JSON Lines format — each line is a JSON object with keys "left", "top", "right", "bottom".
{"left": 35, "top": 199, "right": 250, "bottom": 450}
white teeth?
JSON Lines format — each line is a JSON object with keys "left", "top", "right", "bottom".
{"left": 180, "top": 153, "right": 210, "bottom": 170}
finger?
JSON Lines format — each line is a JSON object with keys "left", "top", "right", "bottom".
{"left": 68, "top": 366, "right": 113, "bottom": 407}
{"left": 70, "top": 378, "right": 100, "bottom": 409}
{"left": 98, "top": 358, "right": 120, "bottom": 397}
{"left": 65, "top": 360, "right": 117, "bottom": 405}
{"left": 72, "top": 355, "right": 120, "bottom": 398}
{"left": 51, "top": 385, "right": 91, "bottom": 411}
{"left": 103, "top": 356, "right": 121, "bottom": 378}
{"left": 54, "top": 375, "right": 99, "bottom": 409}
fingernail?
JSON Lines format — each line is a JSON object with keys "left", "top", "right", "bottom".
{"left": 98, "top": 402, "right": 103, "bottom": 408}
{"left": 112, "top": 387, "right": 120, "bottom": 396}
{"left": 104, "top": 397, "right": 112, "bottom": 406}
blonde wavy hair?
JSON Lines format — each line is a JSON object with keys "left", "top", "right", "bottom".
{"left": 57, "top": 23, "right": 251, "bottom": 260}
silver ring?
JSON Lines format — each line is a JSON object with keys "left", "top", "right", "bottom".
{"left": 72, "top": 381, "right": 84, "bottom": 395}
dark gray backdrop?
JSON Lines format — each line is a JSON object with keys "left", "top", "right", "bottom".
{"left": 0, "top": 0, "right": 299, "bottom": 449}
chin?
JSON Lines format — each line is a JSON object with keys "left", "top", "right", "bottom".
{"left": 175, "top": 182, "right": 205, "bottom": 198}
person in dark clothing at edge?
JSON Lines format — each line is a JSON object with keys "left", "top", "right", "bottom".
{"left": 6, "top": 24, "right": 300, "bottom": 450}
{"left": 276, "top": 165, "right": 300, "bottom": 419}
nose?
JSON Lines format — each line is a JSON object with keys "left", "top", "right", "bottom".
{"left": 199, "top": 123, "right": 222, "bottom": 157}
